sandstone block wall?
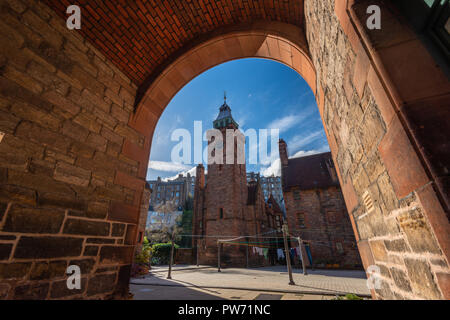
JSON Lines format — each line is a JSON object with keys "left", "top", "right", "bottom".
{"left": 0, "top": 0, "right": 148, "bottom": 299}
{"left": 135, "top": 186, "right": 151, "bottom": 255}
{"left": 284, "top": 187, "right": 362, "bottom": 269}
{"left": 305, "top": 0, "right": 449, "bottom": 299}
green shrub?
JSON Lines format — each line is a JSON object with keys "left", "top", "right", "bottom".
{"left": 131, "top": 243, "right": 152, "bottom": 277}
{"left": 151, "top": 242, "right": 179, "bottom": 265}
{"left": 333, "top": 293, "right": 364, "bottom": 300}
{"left": 135, "top": 245, "right": 152, "bottom": 265}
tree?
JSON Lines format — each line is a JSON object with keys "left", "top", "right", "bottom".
{"left": 176, "top": 209, "right": 193, "bottom": 248}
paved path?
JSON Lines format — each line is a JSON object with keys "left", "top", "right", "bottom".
{"left": 130, "top": 265, "right": 370, "bottom": 299}
{"left": 130, "top": 283, "right": 336, "bottom": 300}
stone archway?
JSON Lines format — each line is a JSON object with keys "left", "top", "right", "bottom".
{"left": 0, "top": 0, "right": 448, "bottom": 300}
{"left": 129, "top": 5, "right": 449, "bottom": 300}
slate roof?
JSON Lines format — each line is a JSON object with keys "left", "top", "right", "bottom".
{"left": 215, "top": 102, "right": 233, "bottom": 121}
{"left": 213, "top": 102, "right": 239, "bottom": 129}
{"left": 267, "top": 194, "right": 282, "bottom": 213}
{"left": 282, "top": 152, "right": 339, "bottom": 190}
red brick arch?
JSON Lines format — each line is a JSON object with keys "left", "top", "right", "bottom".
{"left": 126, "top": 22, "right": 318, "bottom": 177}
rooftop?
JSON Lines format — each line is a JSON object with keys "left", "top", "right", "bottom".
{"left": 282, "top": 152, "right": 339, "bottom": 190}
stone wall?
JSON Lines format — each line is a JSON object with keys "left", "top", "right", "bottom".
{"left": 174, "top": 248, "right": 194, "bottom": 265}
{"left": 0, "top": 0, "right": 148, "bottom": 299}
{"left": 304, "top": 0, "right": 449, "bottom": 299}
{"left": 135, "top": 185, "right": 151, "bottom": 255}
{"left": 284, "top": 187, "right": 362, "bottom": 269}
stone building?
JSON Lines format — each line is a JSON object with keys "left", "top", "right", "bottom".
{"left": 192, "top": 100, "right": 284, "bottom": 267}
{"left": 279, "top": 139, "right": 362, "bottom": 269}
{"left": 147, "top": 173, "right": 194, "bottom": 209}
{"left": 247, "top": 172, "right": 284, "bottom": 205}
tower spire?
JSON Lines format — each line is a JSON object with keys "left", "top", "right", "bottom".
{"left": 213, "top": 93, "right": 238, "bottom": 129}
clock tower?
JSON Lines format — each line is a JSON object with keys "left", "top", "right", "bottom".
{"left": 200, "top": 96, "right": 249, "bottom": 265}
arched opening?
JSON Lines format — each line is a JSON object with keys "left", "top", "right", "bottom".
{"left": 142, "top": 57, "right": 361, "bottom": 275}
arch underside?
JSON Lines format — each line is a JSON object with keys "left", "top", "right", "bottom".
{"left": 133, "top": 22, "right": 317, "bottom": 136}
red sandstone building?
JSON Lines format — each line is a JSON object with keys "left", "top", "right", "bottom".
{"left": 192, "top": 100, "right": 283, "bottom": 267}
{"left": 279, "top": 139, "right": 362, "bottom": 269}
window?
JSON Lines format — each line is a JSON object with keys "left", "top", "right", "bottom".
{"left": 157, "top": 192, "right": 160, "bottom": 199}
{"left": 336, "top": 242, "right": 344, "bottom": 254}
{"left": 219, "top": 208, "right": 224, "bottom": 219}
{"left": 176, "top": 192, "right": 180, "bottom": 197}
{"left": 297, "top": 213, "right": 305, "bottom": 228}
{"left": 293, "top": 190, "right": 301, "bottom": 200}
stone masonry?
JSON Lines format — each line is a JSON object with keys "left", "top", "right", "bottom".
{"left": 304, "top": 0, "right": 449, "bottom": 299}
{"left": 0, "top": 0, "right": 147, "bottom": 299}
{"left": 192, "top": 100, "right": 283, "bottom": 267}
{"left": 279, "top": 144, "right": 362, "bottom": 269}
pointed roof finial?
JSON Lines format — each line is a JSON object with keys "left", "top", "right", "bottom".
{"left": 224, "top": 91, "right": 227, "bottom": 103}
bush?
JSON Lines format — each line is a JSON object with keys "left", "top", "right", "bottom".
{"left": 333, "top": 293, "right": 364, "bottom": 300}
{"left": 135, "top": 246, "right": 151, "bottom": 265}
{"left": 131, "top": 243, "right": 152, "bottom": 277}
{"left": 151, "top": 242, "right": 179, "bottom": 265}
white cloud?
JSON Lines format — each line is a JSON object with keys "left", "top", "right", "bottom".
{"left": 268, "top": 114, "right": 301, "bottom": 133}
{"left": 260, "top": 158, "right": 281, "bottom": 177}
{"left": 267, "top": 108, "right": 313, "bottom": 133}
{"left": 162, "top": 165, "right": 208, "bottom": 181}
{"left": 148, "top": 160, "right": 193, "bottom": 173}
{"left": 287, "top": 130, "right": 324, "bottom": 152}
{"left": 290, "top": 147, "right": 329, "bottom": 159}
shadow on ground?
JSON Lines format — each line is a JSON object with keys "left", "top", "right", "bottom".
{"left": 131, "top": 277, "right": 225, "bottom": 300}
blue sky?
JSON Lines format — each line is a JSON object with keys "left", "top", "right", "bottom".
{"left": 147, "top": 58, "right": 329, "bottom": 181}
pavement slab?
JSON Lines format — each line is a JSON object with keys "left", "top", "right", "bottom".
{"left": 131, "top": 265, "right": 370, "bottom": 298}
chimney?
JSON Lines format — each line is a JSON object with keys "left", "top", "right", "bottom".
{"left": 279, "top": 139, "right": 288, "bottom": 167}
{"left": 195, "top": 164, "right": 205, "bottom": 189}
